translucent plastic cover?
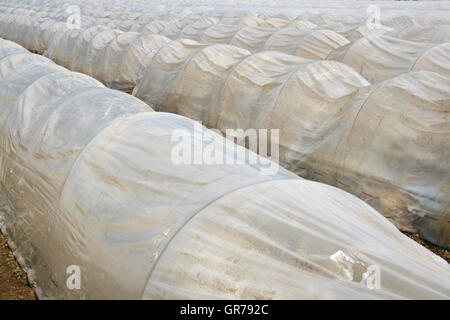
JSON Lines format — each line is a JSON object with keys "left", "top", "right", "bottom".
{"left": 0, "top": 40, "right": 449, "bottom": 300}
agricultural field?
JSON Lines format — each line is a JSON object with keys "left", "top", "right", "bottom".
{"left": 0, "top": 0, "right": 448, "bottom": 301}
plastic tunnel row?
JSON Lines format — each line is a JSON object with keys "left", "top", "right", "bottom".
{"left": 1, "top": 11, "right": 449, "bottom": 85}
{"left": 0, "top": 38, "right": 449, "bottom": 300}
{"left": 2, "top": 0, "right": 450, "bottom": 36}
{"left": 0, "top": 12, "right": 448, "bottom": 248}
{"left": 0, "top": 13, "right": 351, "bottom": 60}
{"left": 135, "top": 43, "right": 450, "bottom": 248}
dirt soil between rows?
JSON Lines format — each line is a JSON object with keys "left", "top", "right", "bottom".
{"left": 0, "top": 232, "right": 35, "bottom": 300}
{"left": 0, "top": 230, "right": 448, "bottom": 300}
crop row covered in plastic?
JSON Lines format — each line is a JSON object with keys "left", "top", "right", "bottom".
{"left": 328, "top": 35, "right": 450, "bottom": 83}
{"left": 0, "top": 38, "right": 449, "bottom": 300}
{"left": 2, "top": 0, "right": 450, "bottom": 36}
{"left": 0, "top": 13, "right": 349, "bottom": 63}
{"left": 0, "top": 9, "right": 448, "bottom": 248}
{"left": 1, "top": 7, "right": 449, "bottom": 86}
{"left": 135, "top": 43, "right": 450, "bottom": 248}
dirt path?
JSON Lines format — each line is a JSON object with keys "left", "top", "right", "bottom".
{"left": 0, "top": 232, "right": 35, "bottom": 300}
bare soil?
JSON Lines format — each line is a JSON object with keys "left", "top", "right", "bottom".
{"left": 0, "top": 232, "right": 36, "bottom": 300}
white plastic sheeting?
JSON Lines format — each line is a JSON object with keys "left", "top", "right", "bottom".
{"left": 0, "top": 39, "right": 149, "bottom": 298}
{"left": 224, "top": 26, "right": 349, "bottom": 58}
{"left": 43, "top": 25, "right": 172, "bottom": 91}
{"left": 0, "top": 15, "right": 350, "bottom": 92}
{"left": 1, "top": 4, "right": 449, "bottom": 88}
{"left": 0, "top": 39, "right": 449, "bottom": 300}
{"left": 138, "top": 43, "right": 252, "bottom": 122}
{"left": 0, "top": 12, "right": 349, "bottom": 62}
{"left": 0, "top": 2, "right": 448, "bottom": 247}
{"left": 328, "top": 35, "right": 450, "bottom": 82}
{"left": 9, "top": 13, "right": 349, "bottom": 59}
{"left": 201, "top": 24, "right": 244, "bottom": 44}
{"left": 387, "top": 25, "right": 450, "bottom": 44}
{"left": 327, "top": 72, "right": 450, "bottom": 248}
{"left": 134, "top": 42, "right": 450, "bottom": 247}
{"left": 4, "top": 0, "right": 449, "bottom": 33}
{"left": 264, "top": 28, "right": 349, "bottom": 59}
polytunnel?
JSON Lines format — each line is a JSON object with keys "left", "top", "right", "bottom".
{"left": 220, "top": 11, "right": 264, "bottom": 27}
{"left": 327, "top": 34, "right": 450, "bottom": 82}
{"left": 0, "top": 14, "right": 12, "bottom": 37}
{"left": 201, "top": 24, "right": 244, "bottom": 44}
{"left": 135, "top": 46, "right": 364, "bottom": 163}
{"left": 319, "top": 22, "right": 359, "bottom": 39}
{"left": 324, "top": 71, "right": 450, "bottom": 248}
{"left": 139, "top": 20, "right": 172, "bottom": 35}
{"left": 45, "top": 28, "right": 173, "bottom": 91}
{"left": 135, "top": 43, "right": 251, "bottom": 120}
{"left": 82, "top": 28, "right": 123, "bottom": 80}
{"left": 1, "top": 30, "right": 450, "bottom": 302}
{"left": 101, "top": 32, "right": 172, "bottom": 90}
{"left": 134, "top": 38, "right": 210, "bottom": 105}
{"left": 1, "top": 0, "right": 450, "bottom": 298}
{"left": 41, "top": 20, "right": 68, "bottom": 53}
{"left": 24, "top": 17, "right": 52, "bottom": 53}
{"left": 263, "top": 28, "right": 350, "bottom": 59}
{"left": 409, "top": 43, "right": 450, "bottom": 76}
{"left": 383, "top": 11, "right": 450, "bottom": 27}
{"left": 387, "top": 25, "right": 450, "bottom": 44}
{"left": 260, "top": 17, "right": 290, "bottom": 28}
{"left": 7, "top": 15, "right": 32, "bottom": 49}
{"left": 158, "top": 17, "right": 204, "bottom": 40}
{"left": 103, "top": 19, "right": 120, "bottom": 30}
{"left": 380, "top": 15, "right": 418, "bottom": 29}
{"left": 259, "top": 11, "right": 298, "bottom": 21}
{"left": 52, "top": 27, "right": 83, "bottom": 68}
{"left": 44, "top": 22, "right": 72, "bottom": 62}
{"left": 179, "top": 20, "right": 220, "bottom": 42}
{"left": 134, "top": 42, "right": 450, "bottom": 248}
{"left": 0, "top": 12, "right": 353, "bottom": 65}
{"left": 135, "top": 47, "right": 368, "bottom": 147}
{"left": 0, "top": 15, "right": 22, "bottom": 45}
{"left": 68, "top": 25, "right": 108, "bottom": 74}
{"left": 117, "top": 19, "right": 141, "bottom": 32}
{"left": 346, "top": 24, "right": 393, "bottom": 42}
{"left": 205, "top": 53, "right": 371, "bottom": 172}
{"left": 180, "top": 22, "right": 349, "bottom": 60}
{"left": 285, "top": 19, "right": 318, "bottom": 31}
{"left": 229, "top": 26, "right": 276, "bottom": 53}
{"left": 119, "top": 34, "right": 172, "bottom": 89}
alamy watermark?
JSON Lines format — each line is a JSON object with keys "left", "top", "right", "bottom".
{"left": 66, "top": 5, "right": 81, "bottom": 30}
{"left": 171, "top": 121, "right": 280, "bottom": 175}
{"left": 366, "top": 5, "right": 381, "bottom": 30}
{"left": 366, "top": 4, "right": 393, "bottom": 32}
{"left": 66, "top": 265, "right": 81, "bottom": 290}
